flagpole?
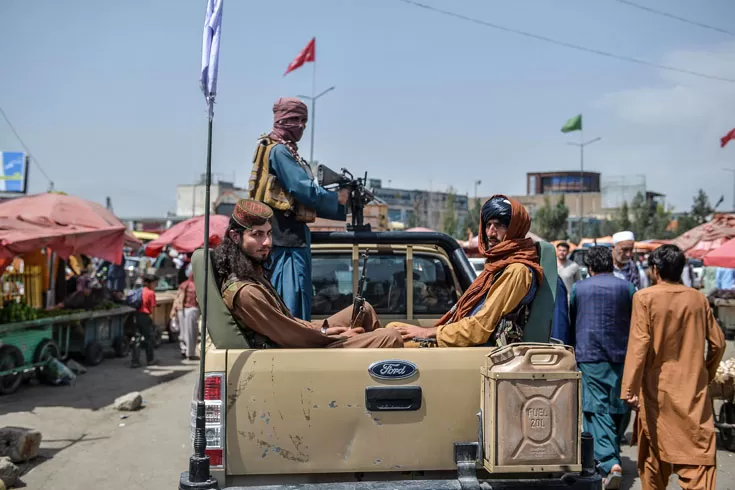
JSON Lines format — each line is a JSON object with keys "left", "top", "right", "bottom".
{"left": 310, "top": 58, "right": 316, "bottom": 165}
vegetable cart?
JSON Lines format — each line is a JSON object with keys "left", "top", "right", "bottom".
{"left": 711, "top": 379, "right": 735, "bottom": 451}
{"left": 0, "top": 315, "right": 72, "bottom": 395}
{"left": 712, "top": 298, "right": 735, "bottom": 339}
{"left": 67, "top": 306, "right": 135, "bottom": 366}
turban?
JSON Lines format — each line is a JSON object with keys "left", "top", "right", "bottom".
{"left": 481, "top": 196, "right": 512, "bottom": 229}
{"left": 231, "top": 199, "right": 273, "bottom": 229}
{"left": 613, "top": 231, "right": 635, "bottom": 244}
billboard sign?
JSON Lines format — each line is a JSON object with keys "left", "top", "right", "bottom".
{"left": 0, "top": 152, "right": 28, "bottom": 194}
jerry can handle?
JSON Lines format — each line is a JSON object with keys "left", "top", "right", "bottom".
{"left": 521, "top": 345, "right": 574, "bottom": 367}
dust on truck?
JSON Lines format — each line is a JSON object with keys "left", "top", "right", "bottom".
{"left": 181, "top": 231, "right": 602, "bottom": 490}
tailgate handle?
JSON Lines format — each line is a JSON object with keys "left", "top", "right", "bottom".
{"left": 365, "top": 386, "right": 422, "bottom": 412}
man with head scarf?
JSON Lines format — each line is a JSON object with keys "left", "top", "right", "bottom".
{"left": 212, "top": 199, "right": 402, "bottom": 349}
{"left": 391, "top": 195, "right": 543, "bottom": 347}
{"left": 248, "top": 97, "right": 349, "bottom": 321}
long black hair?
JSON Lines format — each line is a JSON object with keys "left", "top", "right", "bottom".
{"left": 213, "top": 218, "right": 272, "bottom": 283}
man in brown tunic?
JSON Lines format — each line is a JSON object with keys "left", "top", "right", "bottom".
{"left": 213, "top": 198, "right": 403, "bottom": 349}
{"left": 622, "top": 244, "right": 725, "bottom": 490}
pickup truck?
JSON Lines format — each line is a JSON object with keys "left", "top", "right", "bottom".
{"left": 181, "top": 231, "right": 601, "bottom": 490}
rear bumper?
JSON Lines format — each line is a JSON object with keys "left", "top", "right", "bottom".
{"left": 217, "top": 474, "right": 602, "bottom": 490}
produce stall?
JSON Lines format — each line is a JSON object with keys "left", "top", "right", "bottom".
{"left": 712, "top": 357, "right": 735, "bottom": 451}
{"left": 713, "top": 298, "right": 735, "bottom": 339}
{"left": 66, "top": 305, "right": 135, "bottom": 365}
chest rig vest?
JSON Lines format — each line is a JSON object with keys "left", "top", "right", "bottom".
{"left": 220, "top": 276, "right": 281, "bottom": 349}
{"left": 248, "top": 136, "right": 316, "bottom": 223}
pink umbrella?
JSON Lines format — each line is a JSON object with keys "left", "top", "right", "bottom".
{"left": 0, "top": 193, "right": 128, "bottom": 264}
{"left": 145, "top": 215, "right": 229, "bottom": 257}
{"left": 704, "top": 238, "right": 735, "bottom": 268}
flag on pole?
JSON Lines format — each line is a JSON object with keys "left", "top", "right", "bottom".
{"left": 721, "top": 128, "right": 735, "bottom": 148}
{"left": 200, "top": 0, "right": 223, "bottom": 115}
{"left": 561, "top": 114, "right": 582, "bottom": 133}
{"left": 284, "top": 37, "right": 316, "bottom": 76}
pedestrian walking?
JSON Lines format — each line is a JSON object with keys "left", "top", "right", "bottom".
{"left": 569, "top": 246, "right": 635, "bottom": 489}
{"left": 172, "top": 265, "right": 200, "bottom": 360}
{"left": 622, "top": 244, "right": 726, "bottom": 490}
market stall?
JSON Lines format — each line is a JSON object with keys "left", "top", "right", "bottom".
{"left": 712, "top": 357, "right": 735, "bottom": 451}
{"left": 144, "top": 214, "right": 229, "bottom": 258}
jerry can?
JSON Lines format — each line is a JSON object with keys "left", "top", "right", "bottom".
{"left": 481, "top": 343, "right": 582, "bottom": 473}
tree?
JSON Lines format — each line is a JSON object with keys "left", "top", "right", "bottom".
{"left": 442, "top": 187, "right": 460, "bottom": 238}
{"left": 615, "top": 201, "right": 632, "bottom": 232}
{"left": 462, "top": 198, "right": 482, "bottom": 238}
{"left": 532, "top": 195, "right": 569, "bottom": 241}
{"left": 691, "top": 189, "right": 714, "bottom": 225}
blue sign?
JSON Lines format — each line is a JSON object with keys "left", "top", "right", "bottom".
{"left": 368, "top": 360, "right": 418, "bottom": 381}
{"left": 0, "top": 152, "right": 27, "bottom": 193}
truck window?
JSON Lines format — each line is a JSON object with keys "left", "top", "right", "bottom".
{"left": 311, "top": 252, "right": 408, "bottom": 316}
{"left": 413, "top": 254, "right": 458, "bottom": 315}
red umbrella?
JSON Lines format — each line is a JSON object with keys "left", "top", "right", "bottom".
{"left": 0, "top": 193, "right": 128, "bottom": 264}
{"left": 145, "top": 215, "right": 229, "bottom": 257}
{"left": 703, "top": 238, "right": 735, "bottom": 268}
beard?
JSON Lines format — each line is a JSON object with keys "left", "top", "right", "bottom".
{"left": 213, "top": 236, "right": 269, "bottom": 283}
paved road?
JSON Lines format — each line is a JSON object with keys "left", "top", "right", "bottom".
{"left": 0, "top": 341, "right": 733, "bottom": 489}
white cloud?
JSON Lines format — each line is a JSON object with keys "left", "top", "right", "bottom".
{"left": 594, "top": 42, "right": 735, "bottom": 211}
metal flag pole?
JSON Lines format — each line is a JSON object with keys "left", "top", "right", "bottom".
{"left": 182, "top": 1, "right": 221, "bottom": 488}
{"left": 567, "top": 133, "right": 602, "bottom": 238}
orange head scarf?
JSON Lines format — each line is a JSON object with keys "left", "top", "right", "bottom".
{"left": 437, "top": 194, "right": 544, "bottom": 326}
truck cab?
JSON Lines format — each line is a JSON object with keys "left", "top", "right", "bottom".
{"left": 183, "top": 231, "right": 600, "bottom": 490}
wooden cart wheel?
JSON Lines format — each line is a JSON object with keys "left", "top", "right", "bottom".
{"left": 33, "top": 339, "right": 61, "bottom": 384}
{"left": 720, "top": 402, "right": 735, "bottom": 452}
{"left": 0, "top": 345, "right": 24, "bottom": 395}
{"left": 84, "top": 342, "right": 104, "bottom": 366}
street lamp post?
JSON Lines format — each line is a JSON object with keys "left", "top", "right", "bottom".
{"left": 297, "top": 86, "right": 336, "bottom": 165}
{"left": 567, "top": 136, "right": 601, "bottom": 237}
{"left": 474, "top": 179, "right": 482, "bottom": 203}
{"left": 723, "top": 168, "right": 735, "bottom": 210}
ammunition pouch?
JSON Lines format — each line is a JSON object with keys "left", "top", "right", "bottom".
{"left": 249, "top": 137, "right": 316, "bottom": 223}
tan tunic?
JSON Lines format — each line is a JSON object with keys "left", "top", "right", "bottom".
{"left": 621, "top": 283, "right": 726, "bottom": 466}
{"left": 227, "top": 280, "right": 402, "bottom": 349}
{"left": 437, "top": 263, "right": 532, "bottom": 347}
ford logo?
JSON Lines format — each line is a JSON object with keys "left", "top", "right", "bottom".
{"left": 368, "top": 360, "right": 418, "bottom": 381}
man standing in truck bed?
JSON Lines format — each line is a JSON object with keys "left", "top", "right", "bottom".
{"left": 391, "top": 195, "right": 543, "bottom": 346}
{"left": 248, "top": 97, "right": 349, "bottom": 321}
{"left": 214, "top": 198, "right": 402, "bottom": 349}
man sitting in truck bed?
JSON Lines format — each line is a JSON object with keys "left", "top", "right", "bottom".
{"left": 214, "top": 198, "right": 403, "bottom": 349}
{"left": 392, "top": 195, "right": 543, "bottom": 347}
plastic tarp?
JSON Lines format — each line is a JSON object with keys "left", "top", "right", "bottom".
{"left": 144, "top": 215, "right": 229, "bottom": 257}
{"left": 673, "top": 214, "right": 735, "bottom": 259}
{"left": 704, "top": 238, "right": 735, "bottom": 268}
{"left": 0, "top": 193, "right": 129, "bottom": 264}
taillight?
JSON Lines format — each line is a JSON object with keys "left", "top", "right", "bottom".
{"left": 192, "top": 372, "right": 225, "bottom": 469}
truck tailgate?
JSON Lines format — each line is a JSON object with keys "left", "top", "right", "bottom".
{"left": 225, "top": 347, "right": 491, "bottom": 476}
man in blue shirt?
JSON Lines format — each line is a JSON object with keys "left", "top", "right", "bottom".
{"left": 248, "top": 98, "right": 348, "bottom": 320}
{"left": 570, "top": 246, "right": 635, "bottom": 489}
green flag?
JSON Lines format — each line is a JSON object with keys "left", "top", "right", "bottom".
{"left": 561, "top": 114, "right": 582, "bottom": 133}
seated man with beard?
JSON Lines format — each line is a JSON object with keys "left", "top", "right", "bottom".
{"left": 213, "top": 198, "right": 403, "bottom": 349}
{"left": 391, "top": 195, "right": 543, "bottom": 347}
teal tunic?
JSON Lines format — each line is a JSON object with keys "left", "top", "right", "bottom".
{"left": 268, "top": 144, "right": 346, "bottom": 321}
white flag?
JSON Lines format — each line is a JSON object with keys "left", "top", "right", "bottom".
{"left": 200, "top": 0, "right": 223, "bottom": 113}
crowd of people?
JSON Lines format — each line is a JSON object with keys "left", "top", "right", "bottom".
{"left": 553, "top": 234, "right": 726, "bottom": 490}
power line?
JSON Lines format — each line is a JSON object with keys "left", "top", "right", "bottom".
{"left": 613, "top": 0, "right": 735, "bottom": 37}
{"left": 0, "top": 105, "right": 54, "bottom": 189}
{"left": 395, "top": 0, "right": 735, "bottom": 84}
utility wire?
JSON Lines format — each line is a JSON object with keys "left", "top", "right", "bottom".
{"left": 613, "top": 0, "right": 735, "bottom": 37}
{"left": 396, "top": 0, "right": 735, "bottom": 84}
{"left": 0, "top": 105, "right": 54, "bottom": 189}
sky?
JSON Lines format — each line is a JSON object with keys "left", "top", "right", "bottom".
{"left": 1, "top": 0, "right": 735, "bottom": 217}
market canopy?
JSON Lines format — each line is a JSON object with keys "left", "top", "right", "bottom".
{"left": 703, "top": 238, "right": 735, "bottom": 268}
{"left": 144, "top": 215, "right": 229, "bottom": 257}
{"left": 0, "top": 193, "right": 130, "bottom": 264}
{"left": 673, "top": 213, "right": 735, "bottom": 259}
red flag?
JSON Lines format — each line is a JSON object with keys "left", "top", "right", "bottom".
{"left": 284, "top": 38, "right": 316, "bottom": 76}
{"left": 722, "top": 128, "right": 735, "bottom": 148}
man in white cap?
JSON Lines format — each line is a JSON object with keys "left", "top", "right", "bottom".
{"left": 612, "top": 231, "right": 640, "bottom": 289}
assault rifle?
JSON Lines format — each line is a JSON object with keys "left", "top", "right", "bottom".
{"left": 349, "top": 252, "right": 369, "bottom": 329}
{"left": 317, "top": 164, "right": 375, "bottom": 232}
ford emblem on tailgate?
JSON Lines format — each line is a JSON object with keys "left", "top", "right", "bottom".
{"left": 368, "top": 360, "right": 418, "bottom": 381}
